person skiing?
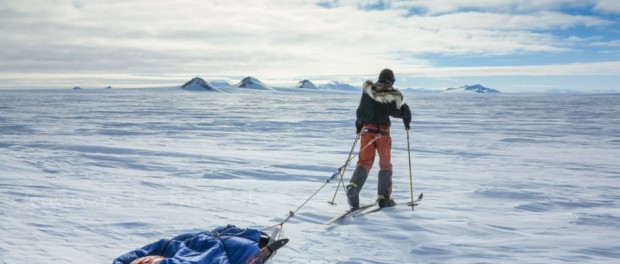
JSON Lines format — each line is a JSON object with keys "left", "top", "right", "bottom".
{"left": 113, "top": 225, "right": 283, "bottom": 264}
{"left": 347, "top": 68, "right": 411, "bottom": 210}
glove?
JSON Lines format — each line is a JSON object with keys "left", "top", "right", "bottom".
{"left": 401, "top": 104, "right": 411, "bottom": 130}
{"left": 355, "top": 120, "right": 362, "bottom": 134}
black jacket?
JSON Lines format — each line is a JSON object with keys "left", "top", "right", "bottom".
{"left": 356, "top": 80, "right": 410, "bottom": 128}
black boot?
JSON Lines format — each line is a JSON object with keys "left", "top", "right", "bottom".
{"left": 347, "top": 166, "right": 369, "bottom": 210}
{"left": 377, "top": 196, "right": 396, "bottom": 208}
{"left": 377, "top": 170, "right": 395, "bottom": 208}
{"left": 346, "top": 185, "right": 360, "bottom": 210}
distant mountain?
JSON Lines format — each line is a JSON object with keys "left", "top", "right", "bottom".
{"left": 319, "top": 81, "right": 359, "bottom": 91}
{"left": 181, "top": 77, "right": 215, "bottom": 91}
{"left": 297, "top": 79, "right": 318, "bottom": 89}
{"left": 234, "top": 77, "right": 273, "bottom": 90}
{"left": 444, "top": 84, "right": 500, "bottom": 93}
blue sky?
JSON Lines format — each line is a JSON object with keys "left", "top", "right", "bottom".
{"left": 0, "top": 0, "right": 619, "bottom": 92}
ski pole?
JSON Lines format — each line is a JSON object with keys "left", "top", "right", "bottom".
{"left": 406, "top": 129, "right": 414, "bottom": 211}
{"left": 328, "top": 134, "right": 360, "bottom": 205}
{"left": 264, "top": 135, "right": 382, "bottom": 232}
{"left": 328, "top": 133, "right": 381, "bottom": 207}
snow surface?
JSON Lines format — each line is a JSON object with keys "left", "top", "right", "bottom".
{"left": 1, "top": 89, "right": 620, "bottom": 263}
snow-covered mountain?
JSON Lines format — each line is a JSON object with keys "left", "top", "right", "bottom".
{"left": 319, "top": 81, "right": 359, "bottom": 91}
{"left": 234, "top": 77, "right": 273, "bottom": 90}
{"left": 297, "top": 79, "right": 318, "bottom": 89}
{"left": 444, "top": 84, "right": 500, "bottom": 93}
{"left": 181, "top": 77, "right": 215, "bottom": 91}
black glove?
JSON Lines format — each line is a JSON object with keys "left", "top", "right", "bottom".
{"left": 355, "top": 120, "right": 362, "bottom": 134}
{"left": 401, "top": 104, "right": 411, "bottom": 130}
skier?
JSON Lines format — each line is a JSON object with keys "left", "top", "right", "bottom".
{"left": 347, "top": 69, "right": 411, "bottom": 210}
{"left": 113, "top": 225, "right": 282, "bottom": 264}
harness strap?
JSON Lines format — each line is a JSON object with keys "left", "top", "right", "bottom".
{"left": 362, "top": 128, "right": 390, "bottom": 135}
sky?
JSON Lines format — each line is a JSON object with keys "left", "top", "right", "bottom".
{"left": 0, "top": 0, "right": 619, "bottom": 92}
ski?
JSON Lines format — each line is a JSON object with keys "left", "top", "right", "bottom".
{"left": 323, "top": 203, "right": 375, "bottom": 225}
{"left": 246, "top": 238, "right": 289, "bottom": 264}
{"left": 354, "top": 193, "right": 424, "bottom": 218}
{"left": 406, "top": 192, "right": 424, "bottom": 207}
{"left": 352, "top": 204, "right": 381, "bottom": 216}
{"left": 324, "top": 193, "right": 424, "bottom": 224}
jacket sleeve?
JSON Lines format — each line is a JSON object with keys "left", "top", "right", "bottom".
{"left": 355, "top": 95, "right": 362, "bottom": 124}
{"left": 356, "top": 93, "right": 373, "bottom": 126}
{"left": 388, "top": 102, "right": 410, "bottom": 119}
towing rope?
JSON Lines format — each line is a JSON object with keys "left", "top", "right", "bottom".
{"left": 261, "top": 133, "right": 382, "bottom": 232}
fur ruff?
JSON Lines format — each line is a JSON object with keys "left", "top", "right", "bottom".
{"left": 363, "top": 80, "right": 403, "bottom": 109}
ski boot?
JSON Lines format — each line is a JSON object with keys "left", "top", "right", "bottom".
{"left": 377, "top": 170, "right": 395, "bottom": 208}
{"left": 377, "top": 195, "right": 396, "bottom": 208}
{"left": 347, "top": 166, "right": 368, "bottom": 211}
{"left": 346, "top": 184, "right": 360, "bottom": 211}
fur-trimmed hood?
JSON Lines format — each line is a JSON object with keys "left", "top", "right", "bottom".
{"left": 363, "top": 80, "right": 404, "bottom": 109}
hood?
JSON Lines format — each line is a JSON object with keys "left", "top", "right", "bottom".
{"left": 363, "top": 80, "right": 403, "bottom": 109}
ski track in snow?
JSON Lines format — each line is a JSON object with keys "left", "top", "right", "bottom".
{"left": 1, "top": 88, "right": 620, "bottom": 263}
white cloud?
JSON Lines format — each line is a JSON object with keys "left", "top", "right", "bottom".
{"left": 0, "top": 0, "right": 618, "bottom": 89}
{"left": 407, "top": 61, "right": 620, "bottom": 77}
{"left": 412, "top": 11, "right": 611, "bottom": 31}
{"left": 390, "top": 0, "right": 590, "bottom": 15}
{"left": 390, "top": 0, "right": 620, "bottom": 15}
{"left": 591, "top": 39, "right": 620, "bottom": 47}
{"left": 593, "top": 0, "right": 620, "bottom": 13}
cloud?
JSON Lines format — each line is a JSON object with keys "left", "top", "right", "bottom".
{"left": 414, "top": 11, "right": 611, "bottom": 31}
{"left": 593, "top": 0, "right": 620, "bottom": 13}
{"left": 0, "top": 0, "right": 618, "bottom": 89}
{"left": 390, "top": 0, "right": 577, "bottom": 14}
{"left": 591, "top": 39, "right": 620, "bottom": 47}
{"left": 390, "top": 0, "right": 619, "bottom": 15}
{"left": 407, "top": 61, "right": 620, "bottom": 77}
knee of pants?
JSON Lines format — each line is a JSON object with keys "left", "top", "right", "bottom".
{"left": 378, "top": 161, "right": 392, "bottom": 171}
{"left": 357, "top": 161, "right": 373, "bottom": 172}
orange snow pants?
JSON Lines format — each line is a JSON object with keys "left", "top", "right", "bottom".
{"left": 357, "top": 124, "right": 392, "bottom": 172}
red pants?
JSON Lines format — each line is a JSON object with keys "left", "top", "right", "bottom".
{"left": 357, "top": 125, "right": 392, "bottom": 172}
